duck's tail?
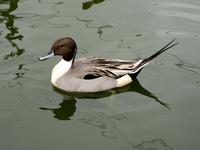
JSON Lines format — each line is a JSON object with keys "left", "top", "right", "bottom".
{"left": 142, "top": 39, "right": 178, "bottom": 64}
{"left": 130, "top": 39, "right": 178, "bottom": 76}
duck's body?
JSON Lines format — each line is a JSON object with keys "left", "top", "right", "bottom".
{"left": 51, "top": 57, "right": 143, "bottom": 92}
{"left": 39, "top": 37, "right": 178, "bottom": 93}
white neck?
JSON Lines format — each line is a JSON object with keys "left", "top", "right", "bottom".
{"left": 51, "top": 59, "right": 72, "bottom": 84}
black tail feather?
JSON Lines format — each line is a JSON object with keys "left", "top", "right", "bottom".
{"left": 130, "top": 39, "right": 178, "bottom": 76}
{"left": 143, "top": 38, "right": 178, "bottom": 63}
{"left": 138, "top": 39, "right": 178, "bottom": 68}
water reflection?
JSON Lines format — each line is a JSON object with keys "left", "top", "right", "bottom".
{"left": 17, "top": 1, "right": 67, "bottom": 29}
{"left": 79, "top": 111, "right": 173, "bottom": 150}
{"left": 75, "top": 16, "right": 113, "bottom": 41}
{"left": 13, "top": 64, "right": 28, "bottom": 80}
{"left": 40, "top": 79, "right": 170, "bottom": 121}
{"left": 39, "top": 79, "right": 172, "bottom": 149}
{"left": 57, "top": 79, "right": 169, "bottom": 109}
{"left": 134, "top": 138, "right": 173, "bottom": 150}
{"left": 82, "top": 0, "right": 105, "bottom": 10}
{"left": 167, "top": 53, "right": 200, "bottom": 76}
{"left": 40, "top": 97, "right": 76, "bottom": 120}
{"left": 0, "top": 0, "right": 25, "bottom": 59}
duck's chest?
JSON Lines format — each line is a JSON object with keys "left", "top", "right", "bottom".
{"left": 51, "top": 59, "right": 72, "bottom": 84}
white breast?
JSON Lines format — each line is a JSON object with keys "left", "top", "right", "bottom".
{"left": 51, "top": 59, "right": 72, "bottom": 85}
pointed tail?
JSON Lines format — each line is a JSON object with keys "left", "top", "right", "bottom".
{"left": 142, "top": 38, "right": 178, "bottom": 63}
{"left": 131, "top": 39, "right": 178, "bottom": 74}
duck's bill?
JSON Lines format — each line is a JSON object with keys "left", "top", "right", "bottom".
{"left": 38, "top": 50, "right": 54, "bottom": 61}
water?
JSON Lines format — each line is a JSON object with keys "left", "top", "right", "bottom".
{"left": 0, "top": 0, "right": 200, "bottom": 149}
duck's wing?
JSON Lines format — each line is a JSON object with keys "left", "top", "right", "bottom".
{"left": 75, "top": 39, "right": 178, "bottom": 80}
{"left": 75, "top": 57, "right": 143, "bottom": 79}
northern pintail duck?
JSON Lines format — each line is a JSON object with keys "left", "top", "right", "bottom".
{"left": 39, "top": 37, "right": 178, "bottom": 93}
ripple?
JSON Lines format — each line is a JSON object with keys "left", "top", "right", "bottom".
{"left": 0, "top": 0, "right": 25, "bottom": 59}
{"left": 39, "top": 0, "right": 63, "bottom": 14}
{"left": 75, "top": 16, "right": 94, "bottom": 28}
{"left": 48, "top": 16, "right": 71, "bottom": 28}
{"left": 15, "top": 1, "right": 65, "bottom": 28}
{"left": 97, "top": 25, "right": 113, "bottom": 41}
{"left": 135, "top": 138, "right": 173, "bottom": 150}
{"left": 75, "top": 16, "right": 113, "bottom": 41}
{"left": 157, "top": 10, "right": 200, "bottom": 23}
{"left": 0, "top": 64, "right": 27, "bottom": 81}
{"left": 158, "top": 30, "right": 200, "bottom": 38}
{"left": 16, "top": 13, "right": 69, "bottom": 28}
{"left": 153, "top": 2, "right": 200, "bottom": 24}
{"left": 79, "top": 113, "right": 173, "bottom": 150}
{"left": 167, "top": 53, "right": 200, "bottom": 76}
{"left": 159, "top": 2, "right": 200, "bottom": 10}
{"left": 0, "top": 80, "right": 23, "bottom": 89}
{"left": 80, "top": 115, "right": 106, "bottom": 129}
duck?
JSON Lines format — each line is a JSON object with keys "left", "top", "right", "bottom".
{"left": 39, "top": 37, "right": 178, "bottom": 93}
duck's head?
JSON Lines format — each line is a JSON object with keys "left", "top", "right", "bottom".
{"left": 39, "top": 37, "right": 77, "bottom": 62}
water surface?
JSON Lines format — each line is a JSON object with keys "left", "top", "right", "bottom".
{"left": 0, "top": 0, "right": 200, "bottom": 150}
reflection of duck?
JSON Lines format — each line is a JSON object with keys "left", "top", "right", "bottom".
{"left": 40, "top": 79, "right": 169, "bottom": 121}
{"left": 40, "top": 97, "right": 76, "bottom": 120}
{"left": 54, "top": 78, "right": 169, "bottom": 109}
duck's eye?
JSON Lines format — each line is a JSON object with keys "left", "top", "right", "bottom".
{"left": 58, "top": 45, "right": 65, "bottom": 48}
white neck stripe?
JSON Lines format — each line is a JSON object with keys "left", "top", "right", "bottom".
{"left": 51, "top": 59, "right": 72, "bottom": 84}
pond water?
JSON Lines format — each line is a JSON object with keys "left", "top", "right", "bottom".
{"left": 0, "top": 0, "right": 200, "bottom": 150}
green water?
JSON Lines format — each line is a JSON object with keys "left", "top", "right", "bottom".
{"left": 0, "top": 0, "right": 200, "bottom": 149}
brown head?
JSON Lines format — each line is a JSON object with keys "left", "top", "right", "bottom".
{"left": 39, "top": 37, "right": 77, "bottom": 62}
